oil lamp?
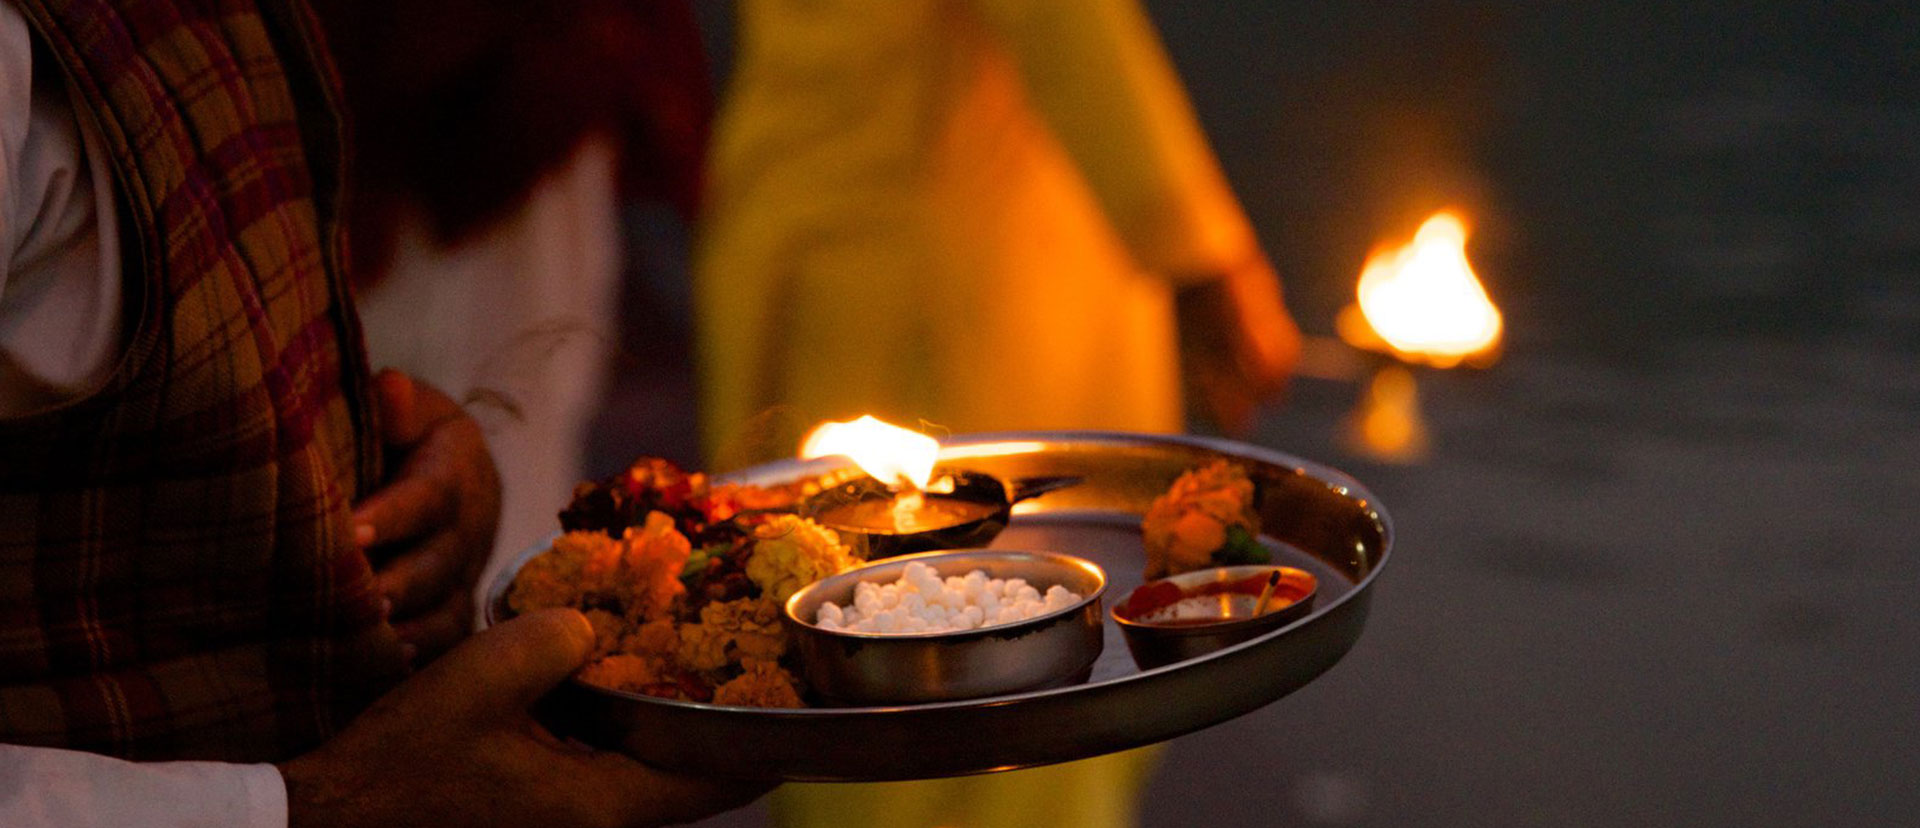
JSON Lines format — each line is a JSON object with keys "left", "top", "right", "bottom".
{"left": 797, "top": 416, "right": 1078, "bottom": 557}
{"left": 1318, "top": 210, "right": 1504, "bottom": 461}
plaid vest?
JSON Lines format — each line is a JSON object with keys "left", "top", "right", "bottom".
{"left": 0, "top": 0, "right": 406, "bottom": 761}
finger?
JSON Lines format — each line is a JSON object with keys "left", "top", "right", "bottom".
{"left": 372, "top": 369, "right": 423, "bottom": 447}
{"left": 1239, "top": 316, "right": 1300, "bottom": 393}
{"left": 373, "top": 369, "right": 469, "bottom": 449}
{"left": 392, "top": 586, "right": 475, "bottom": 664}
{"left": 353, "top": 471, "right": 460, "bottom": 553}
{"left": 1224, "top": 267, "right": 1302, "bottom": 389}
{"left": 582, "top": 753, "right": 776, "bottom": 828}
{"left": 1198, "top": 367, "right": 1256, "bottom": 438}
{"left": 402, "top": 607, "right": 595, "bottom": 722}
{"left": 374, "top": 527, "right": 476, "bottom": 615}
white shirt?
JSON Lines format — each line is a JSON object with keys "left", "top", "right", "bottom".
{"left": 0, "top": 0, "right": 120, "bottom": 416}
{"left": 0, "top": 745, "right": 285, "bottom": 828}
{"left": 0, "top": 3, "right": 286, "bottom": 825}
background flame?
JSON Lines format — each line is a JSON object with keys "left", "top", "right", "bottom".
{"left": 1347, "top": 211, "right": 1502, "bottom": 368}
{"left": 798, "top": 415, "right": 940, "bottom": 490}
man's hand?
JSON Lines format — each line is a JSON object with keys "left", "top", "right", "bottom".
{"left": 1176, "top": 256, "right": 1303, "bottom": 436}
{"left": 354, "top": 369, "right": 501, "bottom": 664}
{"left": 279, "top": 609, "right": 771, "bottom": 828}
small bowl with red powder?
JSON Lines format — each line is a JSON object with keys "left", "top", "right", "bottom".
{"left": 1110, "top": 565, "right": 1317, "bottom": 670}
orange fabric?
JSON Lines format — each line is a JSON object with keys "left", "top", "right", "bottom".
{"left": 696, "top": 0, "right": 1262, "bottom": 471}
{"left": 694, "top": 1, "right": 1244, "bottom": 824}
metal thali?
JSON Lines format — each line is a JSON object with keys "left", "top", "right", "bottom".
{"left": 484, "top": 431, "right": 1392, "bottom": 781}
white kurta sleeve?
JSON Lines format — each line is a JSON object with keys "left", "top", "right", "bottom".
{"left": 0, "top": 0, "right": 124, "bottom": 416}
{"left": 0, "top": 744, "right": 287, "bottom": 828}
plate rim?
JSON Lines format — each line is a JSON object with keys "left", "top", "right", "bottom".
{"left": 483, "top": 429, "right": 1392, "bottom": 719}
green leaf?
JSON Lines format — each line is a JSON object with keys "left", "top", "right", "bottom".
{"left": 1212, "top": 524, "right": 1271, "bottom": 566}
{"left": 679, "top": 543, "right": 723, "bottom": 589}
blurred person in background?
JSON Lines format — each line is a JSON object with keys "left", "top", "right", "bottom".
{"left": 693, "top": 0, "right": 1301, "bottom": 825}
{"left": 0, "top": 0, "right": 757, "bottom": 824}
{"left": 312, "top": 0, "right": 713, "bottom": 653}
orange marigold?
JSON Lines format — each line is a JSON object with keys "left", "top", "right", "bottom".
{"left": 618, "top": 511, "right": 692, "bottom": 621}
{"left": 583, "top": 609, "right": 627, "bottom": 657}
{"left": 621, "top": 617, "right": 681, "bottom": 658}
{"left": 1141, "top": 460, "right": 1259, "bottom": 579}
{"left": 577, "top": 654, "right": 671, "bottom": 694}
{"left": 507, "top": 530, "right": 621, "bottom": 614}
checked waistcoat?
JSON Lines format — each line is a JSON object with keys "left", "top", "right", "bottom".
{"left": 0, "top": 0, "right": 406, "bottom": 761}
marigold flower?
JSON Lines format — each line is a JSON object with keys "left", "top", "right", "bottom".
{"left": 507, "top": 530, "right": 621, "bottom": 613}
{"left": 678, "top": 616, "right": 734, "bottom": 672}
{"left": 583, "top": 608, "right": 627, "bottom": 657}
{"left": 619, "top": 511, "right": 692, "bottom": 621}
{"left": 621, "top": 617, "right": 681, "bottom": 658}
{"left": 577, "top": 654, "right": 671, "bottom": 693}
{"left": 677, "top": 597, "right": 789, "bottom": 672}
{"left": 1141, "top": 460, "right": 1260, "bottom": 579}
{"left": 712, "top": 658, "right": 804, "bottom": 708}
{"left": 745, "top": 515, "right": 856, "bottom": 603}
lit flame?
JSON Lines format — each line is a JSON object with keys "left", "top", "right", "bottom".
{"left": 798, "top": 415, "right": 940, "bottom": 490}
{"left": 1340, "top": 211, "right": 1502, "bottom": 368}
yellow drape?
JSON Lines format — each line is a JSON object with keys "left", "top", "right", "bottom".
{"left": 694, "top": 0, "right": 1262, "bottom": 824}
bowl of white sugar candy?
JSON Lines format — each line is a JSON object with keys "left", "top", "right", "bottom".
{"left": 782, "top": 550, "right": 1107, "bottom": 705}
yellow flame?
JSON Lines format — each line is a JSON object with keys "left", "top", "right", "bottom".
{"left": 1347, "top": 211, "right": 1502, "bottom": 368}
{"left": 798, "top": 415, "right": 940, "bottom": 490}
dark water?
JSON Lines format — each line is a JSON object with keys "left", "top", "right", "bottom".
{"left": 608, "top": 3, "right": 1920, "bottom": 826}
{"left": 1144, "top": 4, "right": 1920, "bottom": 827}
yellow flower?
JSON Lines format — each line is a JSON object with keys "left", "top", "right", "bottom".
{"left": 712, "top": 659, "right": 804, "bottom": 708}
{"left": 676, "top": 597, "right": 789, "bottom": 672}
{"left": 744, "top": 515, "right": 857, "bottom": 603}
{"left": 678, "top": 616, "right": 735, "bottom": 672}
{"left": 715, "top": 598, "right": 788, "bottom": 663}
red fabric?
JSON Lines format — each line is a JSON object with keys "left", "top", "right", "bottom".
{"left": 310, "top": 0, "right": 713, "bottom": 286}
{"left": 0, "top": 0, "right": 404, "bottom": 761}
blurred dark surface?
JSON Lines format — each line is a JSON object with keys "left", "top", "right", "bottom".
{"left": 594, "top": 3, "right": 1920, "bottom": 825}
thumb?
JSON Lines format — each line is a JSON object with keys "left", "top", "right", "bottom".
{"left": 401, "top": 607, "right": 595, "bottom": 722}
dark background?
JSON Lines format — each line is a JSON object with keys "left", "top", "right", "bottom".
{"left": 599, "top": 3, "right": 1920, "bottom": 825}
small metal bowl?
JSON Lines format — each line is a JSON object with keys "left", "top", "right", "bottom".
{"left": 1110, "top": 565, "right": 1318, "bottom": 671}
{"left": 783, "top": 549, "right": 1107, "bottom": 705}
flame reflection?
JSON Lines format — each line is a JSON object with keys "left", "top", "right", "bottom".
{"left": 1343, "top": 365, "right": 1428, "bottom": 462}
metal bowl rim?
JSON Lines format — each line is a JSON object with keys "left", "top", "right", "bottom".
{"left": 783, "top": 548, "right": 1108, "bottom": 642}
{"left": 1108, "top": 564, "right": 1318, "bottom": 635}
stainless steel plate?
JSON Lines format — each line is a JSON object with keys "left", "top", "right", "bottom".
{"left": 483, "top": 431, "right": 1391, "bottom": 781}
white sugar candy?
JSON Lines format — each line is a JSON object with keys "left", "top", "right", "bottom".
{"left": 816, "top": 567, "right": 1083, "bottom": 634}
